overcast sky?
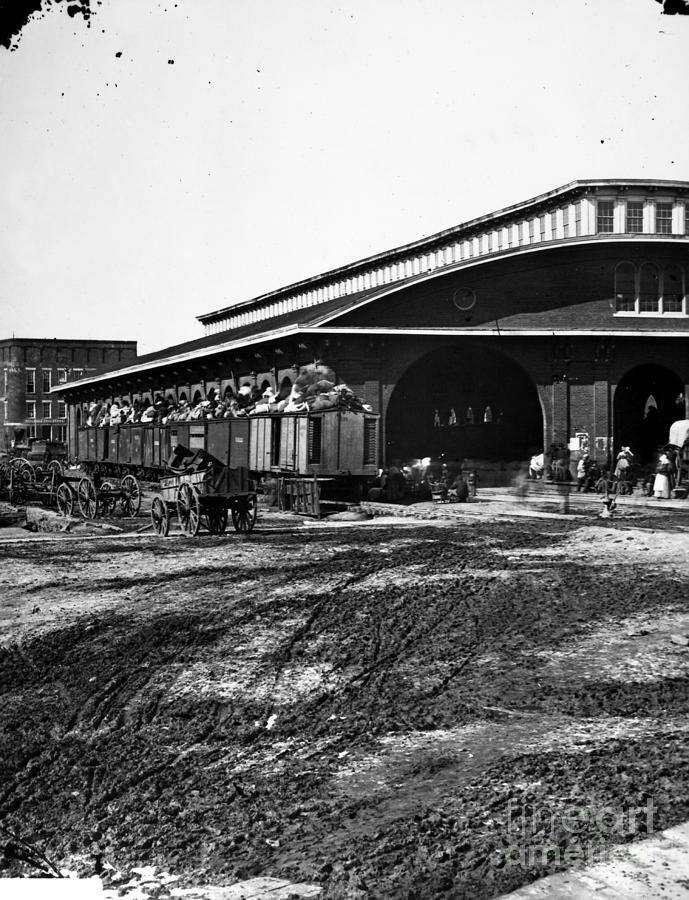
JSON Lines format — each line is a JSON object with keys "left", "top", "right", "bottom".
{"left": 0, "top": 0, "right": 686, "bottom": 354}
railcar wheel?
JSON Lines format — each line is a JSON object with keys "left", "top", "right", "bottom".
{"left": 231, "top": 495, "right": 257, "bottom": 534}
{"left": 207, "top": 505, "right": 228, "bottom": 535}
{"left": 120, "top": 474, "right": 141, "bottom": 518}
{"left": 151, "top": 496, "right": 170, "bottom": 536}
{"left": 56, "top": 483, "right": 74, "bottom": 517}
{"left": 177, "top": 483, "right": 201, "bottom": 536}
{"left": 98, "top": 481, "right": 117, "bottom": 516}
{"left": 77, "top": 477, "right": 98, "bottom": 519}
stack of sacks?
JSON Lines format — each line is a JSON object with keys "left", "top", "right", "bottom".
{"left": 86, "top": 401, "right": 102, "bottom": 426}
{"left": 251, "top": 364, "right": 373, "bottom": 415}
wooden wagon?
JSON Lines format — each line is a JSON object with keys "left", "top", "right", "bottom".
{"left": 150, "top": 447, "right": 257, "bottom": 537}
{"left": 63, "top": 472, "right": 142, "bottom": 519}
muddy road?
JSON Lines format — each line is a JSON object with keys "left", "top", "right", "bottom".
{"left": 1, "top": 505, "right": 689, "bottom": 898}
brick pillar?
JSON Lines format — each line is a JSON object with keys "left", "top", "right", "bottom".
{"left": 551, "top": 380, "right": 569, "bottom": 446}
{"left": 593, "top": 379, "right": 612, "bottom": 466}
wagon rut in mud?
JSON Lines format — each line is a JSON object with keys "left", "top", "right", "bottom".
{"left": 1, "top": 516, "right": 689, "bottom": 898}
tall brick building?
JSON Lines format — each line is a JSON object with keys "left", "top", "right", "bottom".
{"left": 56, "top": 179, "right": 689, "bottom": 475}
{"left": 1, "top": 338, "right": 137, "bottom": 450}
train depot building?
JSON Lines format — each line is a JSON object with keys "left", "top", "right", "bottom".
{"left": 56, "top": 179, "right": 689, "bottom": 483}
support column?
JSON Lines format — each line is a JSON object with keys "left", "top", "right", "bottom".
{"left": 593, "top": 379, "right": 612, "bottom": 466}
{"left": 551, "top": 380, "right": 570, "bottom": 447}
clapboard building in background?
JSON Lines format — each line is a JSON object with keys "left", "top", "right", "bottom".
{"left": 55, "top": 179, "right": 689, "bottom": 478}
{"left": 1, "top": 337, "right": 137, "bottom": 450}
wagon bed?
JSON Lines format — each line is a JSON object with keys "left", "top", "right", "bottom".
{"left": 150, "top": 448, "right": 257, "bottom": 537}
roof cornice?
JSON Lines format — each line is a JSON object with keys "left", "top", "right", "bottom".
{"left": 198, "top": 178, "right": 689, "bottom": 323}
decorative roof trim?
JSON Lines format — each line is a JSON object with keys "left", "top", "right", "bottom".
{"left": 300, "top": 327, "right": 689, "bottom": 338}
{"left": 197, "top": 179, "right": 689, "bottom": 323}
{"left": 56, "top": 232, "right": 689, "bottom": 393}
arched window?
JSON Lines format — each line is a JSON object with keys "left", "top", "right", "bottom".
{"left": 192, "top": 390, "right": 203, "bottom": 405}
{"left": 643, "top": 394, "right": 658, "bottom": 420}
{"left": 614, "top": 261, "right": 636, "bottom": 312}
{"left": 277, "top": 376, "right": 292, "bottom": 401}
{"left": 207, "top": 387, "right": 216, "bottom": 401}
{"left": 663, "top": 264, "right": 684, "bottom": 313}
{"left": 223, "top": 385, "right": 235, "bottom": 399}
{"left": 179, "top": 392, "right": 188, "bottom": 402}
{"left": 260, "top": 379, "right": 272, "bottom": 394}
{"left": 639, "top": 263, "right": 660, "bottom": 313}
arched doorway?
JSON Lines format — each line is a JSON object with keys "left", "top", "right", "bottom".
{"left": 614, "top": 364, "right": 684, "bottom": 463}
{"left": 385, "top": 344, "right": 542, "bottom": 463}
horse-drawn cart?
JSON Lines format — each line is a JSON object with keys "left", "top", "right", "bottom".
{"left": 150, "top": 446, "right": 257, "bottom": 537}
{"left": 4, "top": 459, "right": 65, "bottom": 508}
{"left": 1, "top": 457, "right": 141, "bottom": 520}
{"left": 68, "top": 473, "right": 142, "bottom": 519}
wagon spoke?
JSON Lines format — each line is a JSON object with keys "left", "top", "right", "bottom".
{"left": 151, "top": 496, "right": 170, "bottom": 536}
{"left": 177, "top": 483, "right": 200, "bottom": 536}
{"left": 77, "top": 477, "right": 98, "bottom": 519}
{"left": 207, "top": 505, "right": 228, "bottom": 535}
{"left": 98, "top": 481, "right": 116, "bottom": 517}
{"left": 120, "top": 474, "right": 142, "bottom": 518}
{"left": 56, "top": 483, "right": 74, "bottom": 517}
{"left": 231, "top": 495, "right": 257, "bottom": 534}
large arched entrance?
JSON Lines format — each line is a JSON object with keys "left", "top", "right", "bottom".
{"left": 385, "top": 344, "right": 542, "bottom": 463}
{"left": 614, "top": 364, "right": 685, "bottom": 463}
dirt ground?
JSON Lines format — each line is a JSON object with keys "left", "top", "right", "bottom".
{"left": 1, "top": 497, "right": 689, "bottom": 898}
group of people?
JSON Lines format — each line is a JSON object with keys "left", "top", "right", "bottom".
{"left": 367, "top": 458, "right": 471, "bottom": 504}
{"left": 85, "top": 369, "right": 374, "bottom": 429}
{"left": 529, "top": 442, "right": 682, "bottom": 499}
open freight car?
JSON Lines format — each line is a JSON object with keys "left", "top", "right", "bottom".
{"left": 73, "top": 409, "right": 380, "bottom": 514}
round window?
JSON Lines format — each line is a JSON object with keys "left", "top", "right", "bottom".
{"left": 453, "top": 287, "right": 476, "bottom": 311}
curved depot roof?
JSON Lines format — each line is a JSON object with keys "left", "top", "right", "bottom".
{"left": 55, "top": 179, "right": 689, "bottom": 393}
{"left": 197, "top": 178, "right": 689, "bottom": 325}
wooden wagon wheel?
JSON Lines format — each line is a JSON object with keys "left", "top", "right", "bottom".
{"left": 8, "top": 470, "right": 27, "bottom": 506}
{"left": 47, "top": 459, "right": 64, "bottom": 479}
{"left": 177, "top": 482, "right": 201, "bottom": 536}
{"left": 12, "top": 458, "right": 34, "bottom": 486}
{"left": 150, "top": 496, "right": 170, "bottom": 536}
{"left": 56, "top": 483, "right": 74, "bottom": 517}
{"left": 77, "top": 477, "right": 98, "bottom": 519}
{"left": 120, "top": 474, "right": 141, "bottom": 518}
{"left": 207, "top": 505, "right": 228, "bottom": 535}
{"left": 97, "top": 481, "right": 117, "bottom": 517}
{"left": 231, "top": 495, "right": 257, "bottom": 534}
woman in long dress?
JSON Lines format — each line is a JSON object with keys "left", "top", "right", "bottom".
{"left": 653, "top": 452, "right": 672, "bottom": 499}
